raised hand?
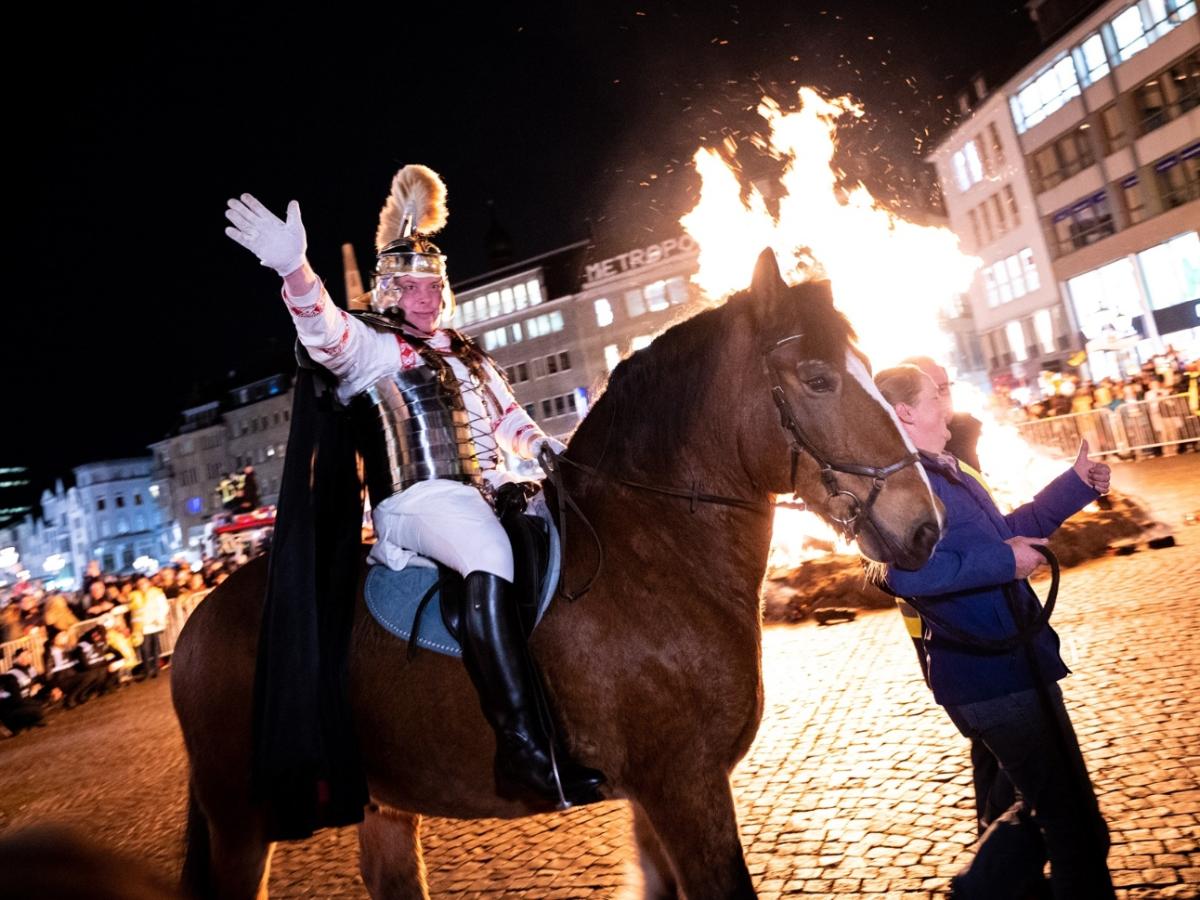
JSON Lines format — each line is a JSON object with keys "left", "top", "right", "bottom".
{"left": 224, "top": 194, "right": 307, "bottom": 276}
{"left": 1072, "top": 439, "right": 1111, "bottom": 495}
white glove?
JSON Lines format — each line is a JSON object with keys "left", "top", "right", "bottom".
{"left": 531, "top": 435, "right": 567, "bottom": 460}
{"left": 224, "top": 194, "right": 308, "bottom": 276}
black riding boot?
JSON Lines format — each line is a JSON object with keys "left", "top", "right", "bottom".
{"left": 459, "top": 571, "right": 605, "bottom": 806}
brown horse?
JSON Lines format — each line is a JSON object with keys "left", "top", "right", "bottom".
{"left": 172, "top": 251, "right": 940, "bottom": 899}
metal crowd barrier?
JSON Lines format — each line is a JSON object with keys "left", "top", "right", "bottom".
{"left": 1015, "top": 393, "right": 1199, "bottom": 459}
{"left": 0, "top": 590, "right": 212, "bottom": 675}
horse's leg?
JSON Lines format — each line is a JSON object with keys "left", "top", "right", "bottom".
{"left": 630, "top": 773, "right": 755, "bottom": 900}
{"left": 182, "top": 783, "right": 274, "bottom": 900}
{"left": 357, "top": 802, "right": 429, "bottom": 900}
{"left": 629, "top": 802, "right": 679, "bottom": 899}
{"left": 208, "top": 822, "right": 273, "bottom": 900}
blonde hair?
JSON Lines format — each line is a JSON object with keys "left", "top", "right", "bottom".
{"left": 874, "top": 364, "right": 930, "bottom": 408}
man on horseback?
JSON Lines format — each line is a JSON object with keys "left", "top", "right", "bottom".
{"left": 225, "top": 165, "right": 604, "bottom": 806}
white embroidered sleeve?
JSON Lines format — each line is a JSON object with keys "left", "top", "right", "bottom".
{"left": 484, "top": 360, "right": 546, "bottom": 460}
{"left": 281, "top": 281, "right": 376, "bottom": 384}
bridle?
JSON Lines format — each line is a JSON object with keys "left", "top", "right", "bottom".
{"left": 544, "top": 330, "right": 921, "bottom": 600}
{"left": 764, "top": 334, "right": 919, "bottom": 540}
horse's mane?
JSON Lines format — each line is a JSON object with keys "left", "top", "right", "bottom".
{"left": 573, "top": 279, "right": 856, "bottom": 466}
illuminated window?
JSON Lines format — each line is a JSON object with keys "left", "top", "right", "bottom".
{"left": 1113, "top": 6, "right": 1150, "bottom": 61}
{"left": 1006, "top": 320, "right": 1029, "bottom": 362}
{"left": 952, "top": 151, "right": 971, "bottom": 191}
{"left": 1007, "top": 255, "right": 1027, "bottom": 298}
{"left": 1075, "top": 33, "right": 1110, "bottom": 85}
{"left": 604, "top": 344, "right": 621, "bottom": 372}
{"left": 1012, "top": 54, "right": 1080, "bottom": 133}
{"left": 631, "top": 335, "right": 653, "bottom": 352}
{"left": 993, "top": 261, "right": 1013, "bottom": 304}
{"left": 645, "top": 280, "right": 669, "bottom": 312}
{"left": 983, "top": 267, "right": 1000, "bottom": 307}
{"left": 1034, "top": 309, "right": 1056, "bottom": 355}
{"left": 1138, "top": 232, "right": 1200, "bottom": 310}
{"left": 624, "top": 288, "right": 646, "bottom": 318}
{"left": 667, "top": 277, "right": 689, "bottom": 304}
{"left": 594, "top": 298, "right": 614, "bottom": 327}
{"left": 1020, "top": 248, "right": 1041, "bottom": 291}
{"left": 964, "top": 140, "right": 984, "bottom": 184}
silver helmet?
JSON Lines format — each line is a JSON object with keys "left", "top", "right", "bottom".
{"left": 370, "top": 165, "right": 454, "bottom": 319}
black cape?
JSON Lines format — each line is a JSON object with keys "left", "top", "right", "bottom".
{"left": 250, "top": 364, "right": 369, "bottom": 841}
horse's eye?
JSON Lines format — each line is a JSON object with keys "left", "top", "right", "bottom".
{"left": 805, "top": 375, "right": 834, "bottom": 392}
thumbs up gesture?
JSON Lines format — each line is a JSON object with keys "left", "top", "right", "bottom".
{"left": 1072, "top": 439, "right": 1111, "bottom": 494}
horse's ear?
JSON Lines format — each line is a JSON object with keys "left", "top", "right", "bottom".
{"left": 750, "top": 248, "right": 786, "bottom": 301}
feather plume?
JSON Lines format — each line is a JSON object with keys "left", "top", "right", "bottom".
{"left": 375, "top": 165, "right": 448, "bottom": 251}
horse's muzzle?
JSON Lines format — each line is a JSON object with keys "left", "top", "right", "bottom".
{"left": 890, "top": 517, "right": 939, "bottom": 571}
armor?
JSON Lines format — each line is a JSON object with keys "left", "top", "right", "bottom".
{"left": 351, "top": 365, "right": 483, "bottom": 507}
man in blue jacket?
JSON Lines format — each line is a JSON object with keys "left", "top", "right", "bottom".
{"left": 875, "top": 364, "right": 1114, "bottom": 900}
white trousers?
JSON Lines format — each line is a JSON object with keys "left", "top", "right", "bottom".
{"left": 367, "top": 479, "right": 513, "bottom": 580}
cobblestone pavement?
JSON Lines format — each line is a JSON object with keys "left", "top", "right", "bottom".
{"left": 2, "top": 455, "right": 1197, "bottom": 898}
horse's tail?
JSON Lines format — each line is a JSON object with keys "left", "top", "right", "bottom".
{"left": 181, "top": 782, "right": 212, "bottom": 899}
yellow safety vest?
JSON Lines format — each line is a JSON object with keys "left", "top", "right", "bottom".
{"left": 896, "top": 458, "right": 993, "bottom": 638}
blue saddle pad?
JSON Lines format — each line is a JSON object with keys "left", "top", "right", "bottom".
{"left": 363, "top": 498, "right": 561, "bottom": 658}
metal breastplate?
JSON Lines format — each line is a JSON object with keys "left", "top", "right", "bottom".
{"left": 351, "top": 365, "right": 483, "bottom": 507}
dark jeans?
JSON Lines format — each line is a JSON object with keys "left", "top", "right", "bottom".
{"left": 139, "top": 632, "right": 163, "bottom": 678}
{"left": 912, "top": 636, "right": 1013, "bottom": 834}
{"left": 945, "top": 684, "right": 1114, "bottom": 900}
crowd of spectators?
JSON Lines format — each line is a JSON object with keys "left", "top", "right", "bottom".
{"left": 999, "top": 349, "right": 1199, "bottom": 428}
{"left": 0, "top": 554, "right": 246, "bottom": 737}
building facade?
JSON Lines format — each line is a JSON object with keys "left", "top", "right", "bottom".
{"left": 71, "top": 458, "right": 167, "bottom": 575}
{"left": 150, "top": 374, "right": 293, "bottom": 558}
{"left": 929, "top": 0, "right": 1198, "bottom": 387}
{"left": 223, "top": 374, "right": 292, "bottom": 505}
{"left": 445, "top": 235, "right": 702, "bottom": 450}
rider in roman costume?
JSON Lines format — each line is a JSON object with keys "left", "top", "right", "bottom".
{"left": 225, "top": 165, "right": 604, "bottom": 806}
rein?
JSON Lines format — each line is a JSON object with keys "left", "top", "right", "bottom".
{"left": 539, "top": 448, "right": 771, "bottom": 603}
{"left": 909, "top": 545, "right": 1060, "bottom": 654}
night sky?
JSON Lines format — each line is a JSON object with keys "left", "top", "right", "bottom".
{"left": 8, "top": 2, "right": 1039, "bottom": 487}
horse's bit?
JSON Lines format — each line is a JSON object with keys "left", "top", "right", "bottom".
{"left": 765, "top": 333, "right": 919, "bottom": 540}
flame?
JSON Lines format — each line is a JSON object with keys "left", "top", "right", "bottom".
{"left": 681, "top": 89, "right": 978, "bottom": 366}
{"left": 679, "top": 88, "right": 1068, "bottom": 568}
{"left": 953, "top": 382, "right": 1075, "bottom": 512}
